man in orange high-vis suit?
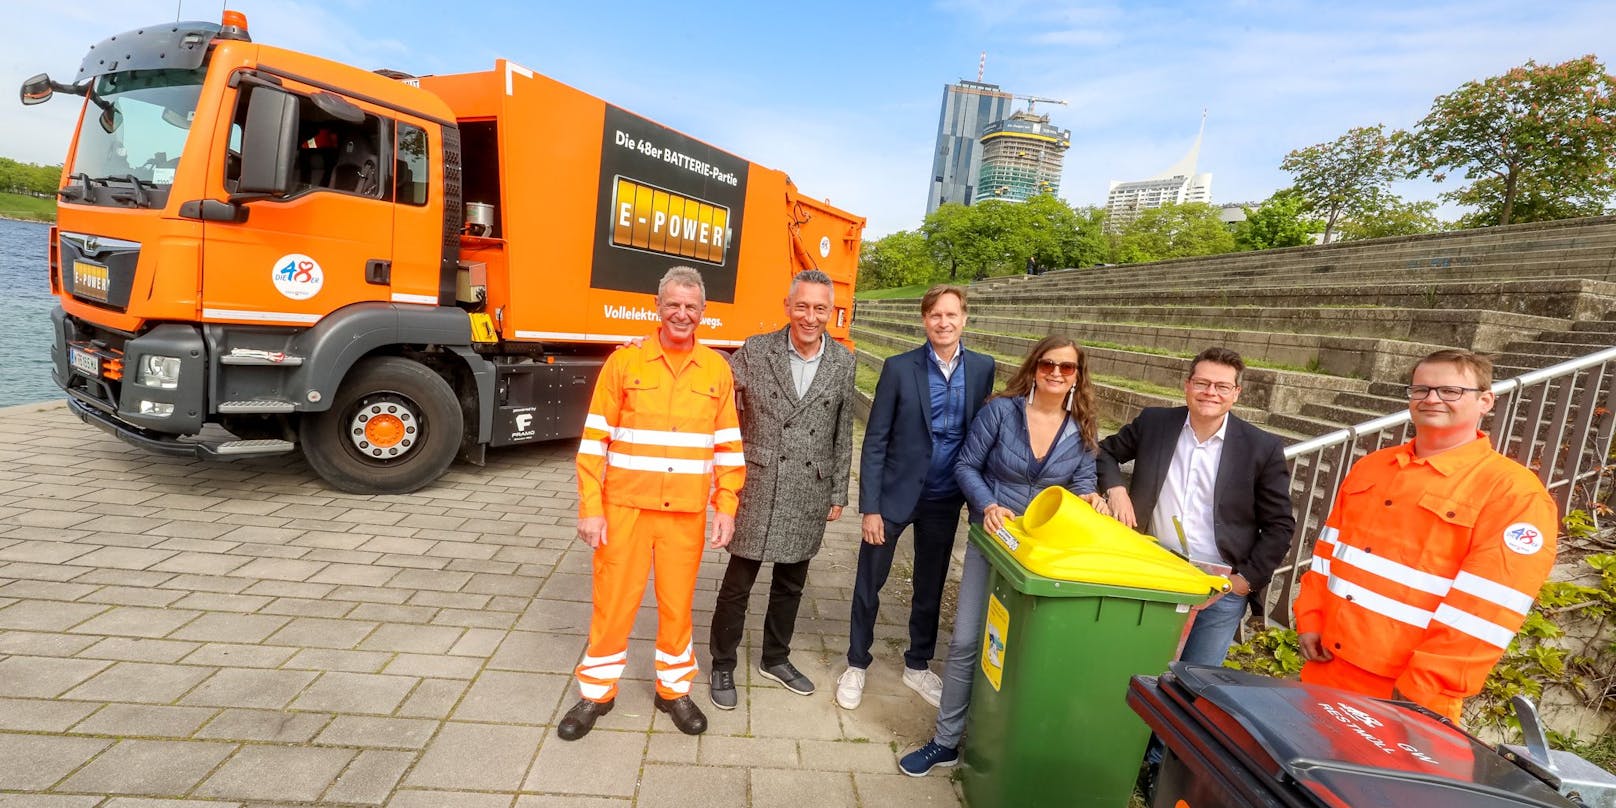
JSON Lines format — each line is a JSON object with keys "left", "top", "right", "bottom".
{"left": 558, "top": 266, "right": 745, "bottom": 741}
{"left": 1295, "top": 349, "right": 1557, "bottom": 723}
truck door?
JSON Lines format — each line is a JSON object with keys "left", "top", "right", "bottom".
{"left": 202, "top": 84, "right": 395, "bottom": 326}
{"left": 388, "top": 117, "right": 445, "bottom": 307}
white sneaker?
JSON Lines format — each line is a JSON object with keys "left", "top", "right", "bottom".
{"left": 835, "top": 666, "right": 866, "bottom": 710}
{"left": 903, "top": 667, "right": 943, "bottom": 708}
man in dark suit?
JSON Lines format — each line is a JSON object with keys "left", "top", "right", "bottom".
{"left": 838, "top": 284, "right": 996, "bottom": 711}
{"left": 1099, "top": 346, "right": 1295, "bottom": 667}
{"left": 1099, "top": 347, "right": 1294, "bottom": 789}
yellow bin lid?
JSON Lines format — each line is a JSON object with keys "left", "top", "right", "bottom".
{"left": 993, "top": 487, "right": 1229, "bottom": 595}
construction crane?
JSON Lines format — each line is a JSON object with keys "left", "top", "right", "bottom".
{"left": 1015, "top": 95, "right": 1068, "bottom": 115}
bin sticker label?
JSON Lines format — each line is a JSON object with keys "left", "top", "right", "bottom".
{"left": 981, "top": 594, "right": 1009, "bottom": 692}
{"left": 994, "top": 526, "right": 1019, "bottom": 551}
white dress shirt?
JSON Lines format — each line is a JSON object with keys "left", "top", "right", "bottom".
{"left": 1149, "top": 415, "right": 1228, "bottom": 564}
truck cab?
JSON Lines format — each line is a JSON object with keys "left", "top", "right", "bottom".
{"left": 30, "top": 13, "right": 487, "bottom": 492}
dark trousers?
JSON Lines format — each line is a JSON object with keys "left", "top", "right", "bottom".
{"left": 708, "top": 555, "right": 811, "bottom": 673}
{"left": 847, "top": 496, "right": 963, "bottom": 671}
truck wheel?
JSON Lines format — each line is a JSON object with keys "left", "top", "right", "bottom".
{"left": 300, "top": 357, "right": 463, "bottom": 494}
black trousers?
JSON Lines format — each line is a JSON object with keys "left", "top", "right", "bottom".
{"left": 708, "top": 554, "right": 811, "bottom": 673}
{"left": 846, "top": 495, "right": 963, "bottom": 671}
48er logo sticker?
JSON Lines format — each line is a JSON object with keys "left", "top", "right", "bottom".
{"left": 272, "top": 253, "right": 324, "bottom": 300}
{"left": 1503, "top": 522, "right": 1545, "bottom": 555}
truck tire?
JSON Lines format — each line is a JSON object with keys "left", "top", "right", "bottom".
{"left": 299, "top": 356, "right": 464, "bottom": 494}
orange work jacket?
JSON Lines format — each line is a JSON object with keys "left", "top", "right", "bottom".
{"left": 1294, "top": 433, "right": 1557, "bottom": 711}
{"left": 576, "top": 331, "right": 745, "bottom": 518}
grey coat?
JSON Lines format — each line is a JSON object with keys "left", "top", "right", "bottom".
{"left": 728, "top": 328, "right": 855, "bottom": 563}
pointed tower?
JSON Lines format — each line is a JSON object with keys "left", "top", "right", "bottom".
{"left": 1104, "top": 112, "right": 1214, "bottom": 231}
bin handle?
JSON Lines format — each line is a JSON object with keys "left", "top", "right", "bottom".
{"left": 1510, "top": 695, "right": 1558, "bottom": 775}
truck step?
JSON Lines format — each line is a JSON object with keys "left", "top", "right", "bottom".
{"left": 217, "top": 400, "right": 296, "bottom": 413}
{"left": 198, "top": 439, "right": 296, "bottom": 457}
{"left": 219, "top": 350, "right": 304, "bottom": 366}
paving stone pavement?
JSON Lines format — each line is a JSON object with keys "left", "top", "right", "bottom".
{"left": 0, "top": 401, "right": 967, "bottom": 807}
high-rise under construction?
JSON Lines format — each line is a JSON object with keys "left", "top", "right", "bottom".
{"left": 973, "top": 110, "right": 1071, "bottom": 203}
{"left": 927, "top": 79, "right": 1015, "bottom": 215}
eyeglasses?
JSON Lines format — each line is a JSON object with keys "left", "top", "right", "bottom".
{"left": 1036, "top": 359, "right": 1079, "bottom": 376}
{"left": 1188, "top": 378, "right": 1238, "bottom": 395}
{"left": 1406, "top": 385, "right": 1485, "bottom": 402}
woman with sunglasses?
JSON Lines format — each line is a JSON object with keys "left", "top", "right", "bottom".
{"left": 899, "top": 335, "right": 1105, "bottom": 776}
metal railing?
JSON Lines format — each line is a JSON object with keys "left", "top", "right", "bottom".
{"left": 1266, "top": 344, "right": 1616, "bottom": 627}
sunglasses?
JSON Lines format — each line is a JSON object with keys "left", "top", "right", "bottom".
{"left": 1036, "top": 359, "right": 1079, "bottom": 376}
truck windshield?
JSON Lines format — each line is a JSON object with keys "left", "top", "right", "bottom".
{"left": 67, "top": 67, "right": 206, "bottom": 207}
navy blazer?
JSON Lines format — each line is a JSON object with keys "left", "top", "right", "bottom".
{"left": 955, "top": 396, "right": 1097, "bottom": 525}
{"left": 1096, "top": 406, "right": 1295, "bottom": 590}
{"left": 859, "top": 344, "right": 997, "bottom": 523}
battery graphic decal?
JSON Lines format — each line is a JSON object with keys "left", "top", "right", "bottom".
{"left": 592, "top": 105, "right": 749, "bottom": 303}
{"left": 610, "top": 177, "right": 731, "bottom": 265}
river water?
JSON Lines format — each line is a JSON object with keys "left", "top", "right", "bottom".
{"left": 0, "top": 218, "right": 60, "bottom": 408}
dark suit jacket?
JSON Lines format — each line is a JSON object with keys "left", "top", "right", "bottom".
{"left": 1097, "top": 406, "right": 1295, "bottom": 591}
{"left": 859, "top": 344, "right": 996, "bottom": 524}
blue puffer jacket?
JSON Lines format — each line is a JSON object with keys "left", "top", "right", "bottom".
{"left": 955, "top": 395, "right": 1098, "bottom": 525}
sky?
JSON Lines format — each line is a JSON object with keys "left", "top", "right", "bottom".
{"left": 4, "top": 0, "right": 1615, "bottom": 237}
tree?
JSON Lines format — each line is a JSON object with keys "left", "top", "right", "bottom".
{"left": 1448, "top": 174, "right": 1606, "bottom": 228}
{"left": 1280, "top": 125, "right": 1400, "bottom": 243}
{"left": 1020, "top": 197, "right": 1107, "bottom": 269}
{"left": 1233, "top": 190, "right": 1323, "bottom": 251}
{"left": 1335, "top": 190, "right": 1444, "bottom": 240}
{"left": 919, "top": 203, "right": 977, "bottom": 281}
{"left": 1400, "top": 55, "right": 1616, "bottom": 227}
{"left": 856, "top": 230, "right": 934, "bottom": 290}
{"left": 1112, "top": 202, "right": 1235, "bottom": 264}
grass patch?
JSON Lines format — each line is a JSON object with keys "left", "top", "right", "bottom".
{"left": 855, "top": 363, "right": 881, "bottom": 396}
{"left": 1082, "top": 340, "right": 1190, "bottom": 359}
{"left": 856, "top": 284, "right": 929, "bottom": 301}
{"left": 1095, "top": 374, "right": 1179, "bottom": 397}
{"left": 0, "top": 191, "right": 56, "bottom": 222}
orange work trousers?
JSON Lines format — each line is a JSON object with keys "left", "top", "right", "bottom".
{"left": 575, "top": 503, "right": 706, "bottom": 703}
{"left": 1301, "top": 655, "right": 1462, "bottom": 723}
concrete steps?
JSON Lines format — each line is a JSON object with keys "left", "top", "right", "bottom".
{"left": 1020, "top": 250, "right": 1616, "bottom": 292}
{"left": 853, "top": 214, "right": 1616, "bottom": 470}
{"left": 1504, "top": 340, "right": 1615, "bottom": 358}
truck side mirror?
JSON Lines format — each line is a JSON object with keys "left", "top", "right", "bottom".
{"left": 20, "top": 74, "right": 54, "bottom": 105}
{"left": 236, "top": 86, "right": 299, "bottom": 197}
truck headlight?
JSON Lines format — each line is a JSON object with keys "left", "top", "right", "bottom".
{"left": 138, "top": 355, "right": 181, "bottom": 389}
{"left": 138, "top": 400, "right": 174, "bottom": 416}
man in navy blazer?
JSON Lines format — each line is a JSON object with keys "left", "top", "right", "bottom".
{"left": 1099, "top": 347, "right": 1294, "bottom": 672}
{"left": 838, "top": 285, "right": 996, "bottom": 711}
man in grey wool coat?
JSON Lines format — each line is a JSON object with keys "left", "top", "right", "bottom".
{"left": 707, "top": 269, "right": 856, "bottom": 710}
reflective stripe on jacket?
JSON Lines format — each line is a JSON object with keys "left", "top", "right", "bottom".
{"left": 576, "top": 332, "right": 745, "bottom": 518}
{"left": 1294, "top": 433, "right": 1557, "bottom": 712}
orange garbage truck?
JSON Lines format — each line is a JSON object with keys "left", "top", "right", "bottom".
{"left": 21, "top": 10, "right": 864, "bottom": 493}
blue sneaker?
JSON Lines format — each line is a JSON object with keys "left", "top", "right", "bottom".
{"left": 899, "top": 741, "right": 960, "bottom": 777}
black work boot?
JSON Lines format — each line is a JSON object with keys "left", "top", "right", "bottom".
{"left": 655, "top": 694, "right": 708, "bottom": 735}
{"left": 557, "top": 698, "right": 614, "bottom": 741}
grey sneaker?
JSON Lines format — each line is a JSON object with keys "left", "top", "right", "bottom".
{"left": 709, "top": 670, "right": 737, "bottom": 710}
{"left": 758, "top": 660, "right": 815, "bottom": 696}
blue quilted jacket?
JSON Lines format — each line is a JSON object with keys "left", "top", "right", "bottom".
{"left": 955, "top": 396, "right": 1098, "bottom": 525}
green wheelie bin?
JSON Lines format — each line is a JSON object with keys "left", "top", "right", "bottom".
{"left": 959, "top": 486, "right": 1227, "bottom": 808}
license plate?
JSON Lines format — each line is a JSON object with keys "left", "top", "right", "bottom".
{"left": 69, "top": 347, "right": 100, "bottom": 377}
{"left": 73, "top": 261, "right": 110, "bottom": 302}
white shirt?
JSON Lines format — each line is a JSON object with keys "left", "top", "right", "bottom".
{"left": 929, "top": 342, "right": 962, "bottom": 380}
{"left": 787, "top": 333, "right": 825, "bottom": 399}
{"left": 1149, "top": 415, "right": 1228, "bottom": 564}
